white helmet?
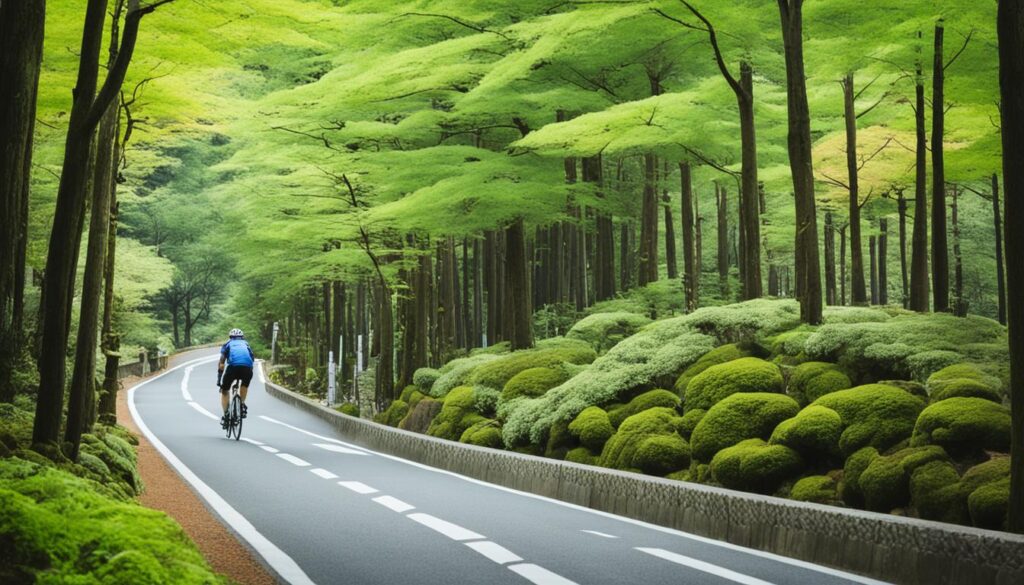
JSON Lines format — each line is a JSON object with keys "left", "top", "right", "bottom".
{"left": 229, "top": 328, "right": 244, "bottom": 338}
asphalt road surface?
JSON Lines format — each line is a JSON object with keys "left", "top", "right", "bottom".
{"left": 130, "top": 347, "right": 889, "bottom": 585}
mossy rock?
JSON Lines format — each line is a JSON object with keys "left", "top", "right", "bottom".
{"left": 398, "top": 398, "right": 441, "bottom": 434}
{"left": 909, "top": 460, "right": 968, "bottom": 524}
{"left": 786, "top": 361, "right": 852, "bottom": 405}
{"left": 840, "top": 446, "right": 879, "bottom": 508}
{"left": 770, "top": 405, "right": 843, "bottom": 461}
{"left": 335, "top": 402, "right": 360, "bottom": 417}
{"left": 599, "top": 407, "right": 688, "bottom": 476}
{"left": 412, "top": 367, "right": 441, "bottom": 392}
{"left": 469, "top": 342, "right": 596, "bottom": 390}
{"left": 676, "top": 409, "right": 706, "bottom": 440}
{"left": 961, "top": 457, "right": 1010, "bottom": 493}
{"left": 500, "top": 367, "right": 569, "bottom": 402}
{"left": 684, "top": 357, "right": 783, "bottom": 412}
{"left": 426, "top": 387, "right": 485, "bottom": 441}
{"left": 858, "top": 446, "right": 950, "bottom": 512}
{"left": 566, "top": 311, "right": 652, "bottom": 354}
{"left": 399, "top": 385, "right": 418, "bottom": 403}
{"left": 691, "top": 393, "right": 800, "bottom": 462}
{"left": 876, "top": 379, "right": 928, "bottom": 400}
{"left": 460, "top": 420, "right": 504, "bottom": 449}
{"left": 375, "top": 400, "right": 409, "bottom": 427}
{"left": 565, "top": 447, "right": 599, "bottom": 466}
{"left": 910, "top": 397, "right": 1011, "bottom": 456}
{"left": 608, "top": 389, "right": 680, "bottom": 428}
{"left": 968, "top": 477, "right": 1009, "bottom": 530}
{"left": 709, "top": 439, "right": 803, "bottom": 494}
{"left": 672, "top": 344, "right": 753, "bottom": 396}
{"left": 544, "top": 419, "right": 575, "bottom": 460}
{"left": 568, "top": 407, "right": 614, "bottom": 451}
{"left": 926, "top": 363, "right": 1002, "bottom": 403}
{"left": 813, "top": 384, "right": 925, "bottom": 455}
{"left": 790, "top": 475, "right": 838, "bottom": 504}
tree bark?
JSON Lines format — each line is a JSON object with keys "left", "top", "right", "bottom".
{"left": 910, "top": 37, "right": 931, "bottom": 312}
{"left": 0, "top": 0, "right": 45, "bottom": 404}
{"left": 505, "top": 218, "right": 533, "bottom": 350}
{"left": 998, "top": 0, "right": 1024, "bottom": 533}
{"left": 716, "top": 184, "right": 730, "bottom": 298}
{"left": 842, "top": 74, "right": 869, "bottom": 305}
{"left": 932, "top": 21, "right": 950, "bottom": 312}
{"left": 97, "top": 195, "right": 120, "bottom": 424}
{"left": 778, "top": 0, "right": 823, "bottom": 324}
{"left": 839, "top": 224, "right": 848, "bottom": 305}
{"left": 694, "top": 189, "right": 703, "bottom": 287}
{"left": 737, "top": 62, "right": 762, "bottom": 299}
{"left": 679, "top": 162, "right": 697, "bottom": 312}
{"left": 879, "top": 218, "right": 889, "bottom": 305}
{"left": 472, "top": 237, "right": 483, "bottom": 347}
{"left": 992, "top": 174, "right": 1007, "bottom": 325}
{"left": 869, "top": 235, "right": 879, "bottom": 305}
{"left": 664, "top": 190, "right": 678, "bottom": 280}
{"left": 584, "top": 155, "right": 614, "bottom": 301}
{"left": 951, "top": 186, "right": 966, "bottom": 316}
{"left": 898, "top": 191, "right": 910, "bottom": 308}
{"left": 639, "top": 154, "right": 659, "bottom": 286}
{"left": 824, "top": 211, "right": 837, "bottom": 305}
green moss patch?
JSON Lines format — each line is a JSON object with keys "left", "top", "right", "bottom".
{"left": 691, "top": 393, "right": 799, "bottom": 462}
{"left": 770, "top": 405, "right": 843, "bottom": 461}
{"left": 608, "top": 389, "right": 680, "bottom": 428}
{"left": 599, "top": 407, "right": 689, "bottom": 476}
{"left": 813, "top": 384, "right": 925, "bottom": 455}
{"left": 786, "top": 361, "right": 852, "bottom": 405}
{"left": 709, "top": 439, "right": 803, "bottom": 494}
{"left": 858, "top": 446, "right": 950, "bottom": 512}
{"left": 568, "top": 407, "right": 615, "bottom": 451}
{"left": 911, "top": 397, "right": 1011, "bottom": 456}
{"left": 501, "top": 367, "right": 570, "bottom": 402}
{"left": 790, "top": 475, "right": 839, "bottom": 504}
{"left": 684, "top": 357, "right": 783, "bottom": 412}
{"left": 672, "top": 343, "right": 754, "bottom": 396}
{"left": 566, "top": 312, "right": 652, "bottom": 354}
{"left": 460, "top": 420, "right": 504, "bottom": 449}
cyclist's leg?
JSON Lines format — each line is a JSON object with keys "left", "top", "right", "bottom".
{"left": 238, "top": 367, "right": 253, "bottom": 416}
{"left": 219, "top": 367, "right": 236, "bottom": 421}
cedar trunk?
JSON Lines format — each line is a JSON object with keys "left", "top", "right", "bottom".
{"left": 737, "top": 62, "right": 762, "bottom": 299}
{"left": 910, "top": 42, "right": 931, "bottom": 312}
{"left": 824, "top": 211, "right": 837, "bottom": 305}
{"left": 879, "top": 218, "right": 889, "bottom": 305}
{"left": 992, "top": 174, "right": 1007, "bottom": 325}
{"left": 932, "top": 22, "right": 950, "bottom": 312}
{"left": 505, "top": 218, "right": 533, "bottom": 350}
{"left": 843, "top": 74, "right": 868, "bottom": 305}
{"left": 679, "top": 162, "right": 698, "bottom": 312}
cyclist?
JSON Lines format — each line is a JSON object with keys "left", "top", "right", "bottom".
{"left": 218, "top": 328, "right": 254, "bottom": 429}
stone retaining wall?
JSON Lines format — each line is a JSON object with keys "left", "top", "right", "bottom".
{"left": 263, "top": 378, "right": 1024, "bottom": 585}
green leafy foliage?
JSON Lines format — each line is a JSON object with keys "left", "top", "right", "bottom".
{"left": 858, "top": 446, "right": 950, "bottom": 512}
{"left": 426, "top": 387, "right": 486, "bottom": 441}
{"left": 786, "top": 361, "right": 852, "bottom": 405}
{"left": 911, "top": 397, "right": 1011, "bottom": 455}
{"left": 709, "top": 439, "right": 803, "bottom": 495}
{"left": 672, "top": 343, "right": 758, "bottom": 396}
{"left": 813, "top": 384, "right": 925, "bottom": 455}
{"left": 684, "top": 358, "right": 784, "bottom": 412}
{"left": 500, "top": 367, "right": 570, "bottom": 402}
{"left": 691, "top": 393, "right": 800, "bottom": 462}
{"left": 770, "top": 405, "right": 844, "bottom": 461}
{"left": 607, "top": 389, "right": 681, "bottom": 429}
{"left": 566, "top": 312, "right": 652, "bottom": 354}
{"left": 469, "top": 341, "right": 596, "bottom": 390}
{"left": 567, "top": 407, "right": 615, "bottom": 452}
{"left": 790, "top": 475, "right": 839, "bottom": 504}
{"left": 599, "top": 407, "right": 689, "bottom": 476}
{"left": 926, "top": 363, "right": 1003, "bottom": 403}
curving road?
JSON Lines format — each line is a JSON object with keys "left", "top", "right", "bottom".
{"left": 130, "top": 347, "right": 889, "bottom": 585}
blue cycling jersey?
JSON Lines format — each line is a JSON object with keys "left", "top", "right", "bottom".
{"left": 221, "top": 338, "right": 254, "bottom": 367}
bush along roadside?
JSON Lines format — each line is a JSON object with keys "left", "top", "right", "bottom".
{"left": 331, "top": 297, "right": 1014, "bottom": 532}
{"left": 0, "top": 398, "right": 227, "bottom": 584}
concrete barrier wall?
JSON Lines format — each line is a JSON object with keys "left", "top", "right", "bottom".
{"left": 263, "top": 379, "right": 1024, "bottom": 585}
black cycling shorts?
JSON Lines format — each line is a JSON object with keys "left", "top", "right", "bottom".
{"left": 220, "top": 365, "right": 254, "bottom": 393}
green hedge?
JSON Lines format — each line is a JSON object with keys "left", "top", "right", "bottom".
{"left": 500, "top": 367, "right": 570, "bottom": 402}
{"left": 672, "top": 343, "right": 753, "bottom": 396}
{"left": 470, "top": 341, "right": 596, "bottom": 390}
{"left": 426, "top": 387, "right": 486, "bottom": 441}
{"left": 926, "top": 363, "right": 1003, "bottom": 403}
{"left": 566, "top": 311, "right": 652, "bottom": 353}
{"left": 460, "top": 420, "right": 504, "bottom": 449}
{"left": 568, "top": 407, "right": 615, "bottom": 451}
{"left": 786, "top": 361, "right": 852, "bottom": 405}
{"left": 709, "top": 439, "right": 803, "bottom": 494}
{"left": 770, "top": 404, "right": 843, "bottom": 461}
{"left": 608, "top": 389, "right": 680, "bottom": 428}
{"left": 790, "top": 475, "right": 839, "bottom": 504}
{"left": 599, "top": 407, "right": 689, "bottom": 476}
{"left": 857, "top": 446, "right": 950, "bottom": 512}
{"left": 684, "top": 357, "right": 783, "bottom": 412}
{"left": 691, "top": 392, "right": 799, "bottom": 462}
{"left": 911, "top": 397, "right": 1011, "bottom": 456}
{"left": 813, "top": 384, "right": 925, "bottom": 455}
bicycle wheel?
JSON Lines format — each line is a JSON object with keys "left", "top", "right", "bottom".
{"left": 224, "top": 400, "right": 234, "bottom": 439}
{"left": 231, "top": 393, "right": 243, "bottom": 440}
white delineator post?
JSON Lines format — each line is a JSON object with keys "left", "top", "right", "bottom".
{"left": 327, "top": 350, "right": 336, "bottom": 406}
{"left": 271, "top": 321, "right": 279, "bottom": 364}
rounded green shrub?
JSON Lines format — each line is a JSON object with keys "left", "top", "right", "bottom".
{"left": 790, "top": 475, "right": 838, "bottom": 504}
{"left": 961, "top": 457, "right": 1010, "bottom": 493}
{"left": 566, "top": 311, "right": 652, "bottom": 353}
{"left": 877, "top": 380, "right": 928, "bottom": 400}
{"left": 691, "top": 393, "right": 800, "bottom": 462}
{"left": 786, "top": 362, "right": 852, "bottom": 405}
{"left": 633, "top": 434, "right": 691, "bottom": 476}
{"left": 676, "top": 408, "right": 706, "bottom": 440}
{"left": 568, "top": 406, "right": 615, "bottom": 451}
{"left": 431, "top": 354, "right": 499, "bottom": 397}
{"left": 398, "top": 398, "right": 441, "bottom": 433}
{"left": 858, "top": 446, "right": 949, "bottom": 512}
{"left": 709, "top": 439, "right": 803, "bottom": 494}
{"left": 427, "top": 387, "right": 485, "bottom": 441}
{"left": 968, "top": 478, "right": 1009, "bottom": 530}
{"left": 840, "top": 446, "right": 879, "bottom": 507}
{"left": 336, "top": 402, "right": 360, "bottom": 417}
{"left": 770, "top": 405, "right": 842, "bottom": 460}
{"left": 470, "top": 342, "right": 596, "bottom": 390}
{"left": 460, "top": 420, "right": 504, "bottom": 449}
{"left": 565, "top": 447, "right": 599, "bottom": 465}
{"left": 909, "top": 460, "right": 968, "bottom": 524}
{"left": 501, "top": 367, "right": 570, "bottom": 402}
{"left": 814, "top": 384, "right": 925, "bottom": 455}
{"left": 375, "top": 400, "right": 409, "bottom": 427}
{"left": 608, "top": 389, "right": 680, "bottom": 428}
{"left": 599, "top": 407, "right": 687, "bottom": 476}
{"left": 684, "top": 357, "right": 783, "bottom": 412}
{"left": 911, "top": 397, "right": 1011, "bottom": 455}
{"left": 926, "top": 363, "right": 1002, "bottom": 399}
{"left": 928, "top": 379, "right": 1002, "bottom": 403}
{"left": 545, "top": 419, "right": 575, "bottom": 460}
{"left": 673, "top": 344, "right": 753, "bottom": 396}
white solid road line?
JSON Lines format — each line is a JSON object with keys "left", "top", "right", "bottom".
{"left": 507, "top": 563, "right": 579, "bottom": 585}
{"left": 312, "top": 442, "right": 370, "bottom": 456}
{"left": 261, "top": 445, "right": 280, "bottom": 454}
{"left": 464, "top": 541, "right": 523, "bottom": 565}
{"left": 128, "top": 355, "right": 316, "bottom": 585}
{"left": 188, "top": 401, "right": 219, "bottom": 421}
{"left": 277, "top": 453, "right": 312, "bottom": 467}
{"left": 406, "top": 513, "right": 484, "bottom": 542}
{"left": 182, "top": 367, "right": 193, "bottom": 401}
{"left": 338, "top": 481, "right": 379, "bottom": 495}
{"left": 260, "top": 415, "right": 371, "bottom": 454}
{"left": 310, "top": 468, "right": 339, "bottom": 480}
{"left": 580, "top": 530, "right": 618, "bottom": 539}
{"left": 637, "top": 548, "right": 777, "bottom": 585}
{"left": 372, "top": 495, "right": 415, "bottom": 513}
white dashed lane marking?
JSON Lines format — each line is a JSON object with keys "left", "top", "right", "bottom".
{"left": 580, "top": 530, "right": 618, "bottom": 539}
{"left": 464, "top": 541, "right": 523, "bottom": 565}
{"left": 507, "top": 563, "right": 579, "bottom": 585}
{"left": 372, "top": 495, "right": 415, "bottom": 513}
{"left": 260, "top": 445, "right": 280, "bottom": 454}
{"left": 406, "top": 513, "right": 484, "bottom": 541}
{"left": 312, "top": 442, "right": 370, "bottom": 456}
{"left": 636, "top": 548, "right": 776, "bottom": 585}
{"left": 240, "top": 437, "right": 264, "bottom": 446}
{"left": 276, "top": 453, "right": 311, "bottom": 467}
{"left": 310, "top": 468, "right": 339, "bottom": 480}
{"left": 338, "top": 481, "right": 379, "bottom": 494}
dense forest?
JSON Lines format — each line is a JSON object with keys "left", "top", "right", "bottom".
{"left": 2, "top": 2, "right": 1024, "bottom": 575}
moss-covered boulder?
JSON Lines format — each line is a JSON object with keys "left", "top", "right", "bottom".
{"left": 470, "top": 341, "right": 596, "bottom": 390}
{"left": 566, "top": 311, "right": 652, "bottom": 354}
{"left": 399, "top": 397, "right": 442, "bottom": 433}
{"left": 840, "top": 446, "right": 879, "bottom": 507}
{"left": 374, "top": 400, "right": 409, "bottom": 427}
{"left": 684, "top": 357, "right": 783, "bottom": 412}
{"left": 599, "top": 407, "right": 689, "bottom": 476}
{"left": 500, "top": 367, "right": 570, "bottom": 402}
{"left": 790, "top": 475, "right": 839, "bottom": 504}
{"left": 968, "top": 478, "right": 1009, "bottom": 530}
{"left": 858, "top": 446, "right": 950, "bottom": 512}
{"left": 608, "top": 389, "right": 680, "bottom": 428}
{"left": 565, "top": 447, "right": 599, "bottom": 465}
{"left": 426, "top": 387, "right": 485, "bottom": 441}
{"left": 676, "top": 408, "right": 706, "bottom": 440}
{"left": 568, "top": 406, "right": 615, "bottom": 451}
{"left": 672, "top": 344, "right": 753, "bottom": 396}
{"left": 460, "top": 420, "right": 504, "bottom": 449}
{"left": 412, "top": 367, "right": 441, "bottom": 392}
{"left": 926, "top": 363, "right": 1002, "bottom": 403}
{"left": 709, "top": 439, "right": 803, "bottom": 494}
{"left": 786, "top": 361, "right": 852, "bottom": 405}
{"left": 770, "top": 405, "right": 843, "bottom": 460}
{"left": 691, "top": 393, "right": 800, "bottom": 462}
{"left": 335, "top": 402, "right": 360, "bottom": 417}
{"left": 909, "top": 460, "right": 968, "bottom": 524}
{"left": 911, "top": 397, "right": 1011, "bottom": 455}
{"left": 813, "top": 384, "right": 925, "bottom": 455}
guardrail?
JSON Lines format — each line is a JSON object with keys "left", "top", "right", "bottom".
{"left": 262, "top": 375, "right": 1024, "bottom": 585}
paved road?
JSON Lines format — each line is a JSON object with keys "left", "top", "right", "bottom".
{"left": 130, "top": 347, "right": 889, "bottom": 585}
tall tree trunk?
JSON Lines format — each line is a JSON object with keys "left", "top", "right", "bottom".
{"left": 664, "top": 191, "right": 678, "bottom": 280}
{"left": 869, "top": 235, "right": 879, "bottom": 305}
{"left": 0, "top": 0, "right": 45, "bottom": 404}
{"left": 680, "top": 162, "right": 697, "bottom": 311}
{"left": 879, "top": 218, "right": 889, "bottom": 305}
{"left": 584, "top": 155, "right": 614, "bottom": 301}
{"left": 716, "top": 184, "right": 730, "bottom": 298}
{"left": 839, "top": 224, "right": 848, "bottom": 305}
{"left": 910, "top": 38, "right": 931, "bottom": 312}
{"left": 842, "top": 74, "right": 869, "bottom": 305}
{"left": 694, "top": 190, "right": 703, "bottom": 287}
{"left": 998, "top": 0, "right": 1024, "bottom": 533}
{"left": 461, "top": 238, "right": 470, "bottom": 348}
{"left": 97, "top": 195, "right": 120, "bottom": 424}
{"left": 824, "top": 211, "right": 837, "bottom": 305}
{"left": 332, "top": 281, "right": 344, "bottom": 369}
{"left": 737, "top": 62, "right": 762, "bottom": 300}
{"left": 619, "top": 222, "right": 630, "bottom": 292}
{"left": 992, "top": 174, "right": 1007, "bottom": 325}
{"left": 505, "top": 218, "right": 533, "bottom": 350}
{"left": 415, "top": 243, "right": 430, "bottom": 366}
{"left": 778, "top": 0, "right": 823, "bottom": 324}
{"left": 898, "top": 191, "right": 910, "bottom": 308}
{"left": 639, "top": 153, "right": 659, "bottom": 286}
{"left": 472, "top": 237, "right": 483, "bottom": 347}
{"left": 951, "top": 186, "right": 966, "bottom": 316}
{"left": 932, "top": 21, "right": 950, "bottom": 312}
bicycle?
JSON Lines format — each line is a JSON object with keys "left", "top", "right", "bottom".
{"left": 224, "top": 378, "right": 243, "bottom": 440}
